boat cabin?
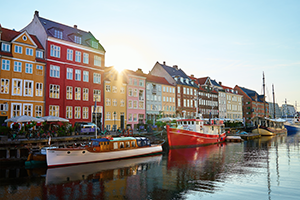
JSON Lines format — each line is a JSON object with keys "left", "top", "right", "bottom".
{"left": 175, "top": 119, "right": 224, "bottom": 134}
{"left": 251, "top": 116, "right": 285, "bottom": 129}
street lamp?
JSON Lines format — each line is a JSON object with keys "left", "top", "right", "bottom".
{"left": 114, "top": 111, "right": 116, "bottom": 132}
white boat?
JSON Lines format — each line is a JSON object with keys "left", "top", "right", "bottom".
{"left": 46, "top": 155, "right": 162, "bottom": 185}
{"left": 46, "top": 137, "right": 163, "bottom": 167}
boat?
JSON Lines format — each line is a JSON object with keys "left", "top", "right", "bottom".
{"left": 46, "top": 136, "right": 163, "bottom": 167}
{"left": 284, "top": 119, "right": 300, "bottom": 135}
{"left": 45, "top": 155, "right": 162, "bottom": 185}
{"left": 251, "top": 116, "right": 287, "bottom": 136}
{"left": 166, "top": 117, "right": 226, "bottom": 149}
{"left": 25, "top": 146, "right": 59, "bottom": 168}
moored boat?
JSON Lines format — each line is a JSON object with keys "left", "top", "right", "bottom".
{"left": 46, "top": 136, "right": 163, "bottom": 167}
{"left": 251, "top": 116, "right": 287, "bottom": 136}
{"left": 284, "top": 121, "right": 300, "bottom": 135}
{"left": 166, "top": 118, "right": 226, "bottom": 149}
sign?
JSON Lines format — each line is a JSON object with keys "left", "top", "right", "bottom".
{"left": 81, "top": 128, "right": 95, "bottom": 133}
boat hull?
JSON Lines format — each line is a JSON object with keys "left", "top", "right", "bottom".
{"left": 46, "top": 145, "right": 163, "bottom": 167}
{"left": 167, "top": 126, "right": 226, "bottom": 149}
{"left": 284, "top": 124, "right": 300, "bottom": 135}
{"left": 252, "top": 127, "right": 287, "bottom": 136}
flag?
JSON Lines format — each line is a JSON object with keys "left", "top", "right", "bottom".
{"left": 94, "top": 99, "right": 97, "bottom": 113}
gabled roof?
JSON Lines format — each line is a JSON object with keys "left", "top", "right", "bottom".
{"left": 221, "top": 85, "right": 239, "bottom": 94}
{"left": 210, "top": 79, "right": 222, "bottom": 88}
{"left": 123, "top": 69, "right": 147, "bottom": 78}
{"left": 197, "top": 77, "right": 209, "bottom": 85}
{"left": 146, "top": 74, "right": 174, "bottom": 86}
{"left": 160, "top": 62, "right": 189, "bottom": 79}
{"left": 0, "top": 27, "right": 44, "bottom": 49}
{"left": 198, "top": 85, "right": 218, "bottom": 94}
{"left": 36, "top": 13, "right": 105, "bottom": 52}
{"left": 238, "top": 86, "right": 264, "bottom": 102}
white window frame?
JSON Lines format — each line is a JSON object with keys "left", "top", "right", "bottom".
{"left": 74, "top": 107, "right": 81, "bottom": 119}
{"left": 1, "top": 43, "right": 10, "bottom": 52}
{"left": 12, "top": 78, "right": 22, "bottom": 96}
{"left": 67, "top": 68, "right": 73, "bottom": 80}
{"left": 94, "top": 55, "right": 101, "bottom": 66}
{"left": 50, "top": 65, "right": 60, "bottom": 78}
{"left": 35, "top": 82, "right": 43, "bottom": 97}
{"left": 93, "top": 73, "right": 101, "bottom": 84}
{"left": 66, "top": 106, "right": 72, "bottom": 119}
{"left": 75, "top": 51, "right": 81, "bottom": 62}
{"left": 75, "top": 87, "right": 81, "bottom": 100}
{"left": 14, "top": 45, "right": 22, "bottom": 54}
{"left": 49, "top": 105, "right": 59, "bottom": 117}
{"left": 66, "top": 86, "right": 73, "bottom": 100}
{"left": 83, "top": 53, "right": 89, "bottom": 64}
{"left": 35, "top": 105, "right": 42, "bottom": 117}
{"left": 67, "top": 49, "right": 73, "bottom": 61}
{"left": 14, "top": 61, "right": 22, "bottom": 72}
{"left": 24, "top": 80, "right": 33, "bottom": 97}
{"left": 49, "top": 84, "right": 60, "bottom": 99}
{"left": 25, "top": 63, "right": 33, "bottom": 74}
{"left": 83, "top": 71, "right": 89, "bottom": 82}
{"left": 23, "top": 103, "right": 33, "bottom": 116}
{"left": 36, "top": 50, "right": 43, "bottom": 58}
{"left": 11, "top": 103, "right": 22, "bottom": 117}
{"left": 1, "top": 79, "right": 9, "bottom": 94}
{"left": 50, "top": 45, "right": 60, "bottom": 58}
{"left": 2, "top": 59, "right": 10, "bottom": 71}
{"left": 26, "top": 48, "right": 33, "bottom": 56}
{"left": 83, "top": 88, "right": 88, "bottom": 101}
{"left": 83, "top": 107, "right": 88, "bottom": 119}
{"left": 93, "top": 90, "right": 101, "bottom": 102}
{"left": 75, "top": 69, "right": 81, "bottom": 81}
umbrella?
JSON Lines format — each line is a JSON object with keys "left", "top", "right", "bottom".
{"left": 157, "top": 117, "right": 176, "bottom": 122}
{"left": 40, "top": 116, "right": 69, "bottom": 122}
{"left": 5, "top": 115, "right": 45, "bottom": 123}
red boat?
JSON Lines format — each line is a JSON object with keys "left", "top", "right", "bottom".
{"left": 167, "top": 118, "right": 226, "bottom": 149}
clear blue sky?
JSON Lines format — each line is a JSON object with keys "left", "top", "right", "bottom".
{"left": 1, "top": 0, "right": 299, "bottom": 110}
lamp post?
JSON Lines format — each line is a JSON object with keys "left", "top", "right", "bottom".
{"left": 114, "top": 111, "right": 116, "bottom": 132}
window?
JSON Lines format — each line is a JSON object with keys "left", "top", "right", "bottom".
{"left": 113, "top": 99, "right": 117, "bottom": 106}
{"left": 75, "top": 87, "right": 81, "bottom": 100}
{"left": 14, "top": 45, "right": 22, "bottom": 54}
{"left": 139, "top": 90, "right": 144, "bottom": 100}
{"left": 35, "top": 83, "right": 43, "bottom": 96}
{"left": 83, "top": 53, "right": 89, "bottom": 64}
{"left": 35, "top": 105, "right": 42, "bottom": 117}
{"left": 83, "top": 71, "right": 89, "bottom": 82}
{"left": 129, "top": 88, "right": 133, "bottom": 96}
{"left": 106, "top": 98, "right": 111, "bottom": 106}
{"left": 1, "top": 43, "right": 10, "bottom": 52}
{"left": 75, "top": 51, "right": 81, "bottom": 62}
{"left": 12, "top": 79, "right": 22, "bottom": 96}
{"left": 106, "top": 85, "right": 111, "bottom": 92}
{"left": 112, "top": 86, "right": 117, "bottom": 93}
{"left": 94, "top": 55, "right": 101, "bottom": 66}
{"left": 50, "top": 45, "right": 60, "bottom": 58}
{"left": 93, "top": 90, "right": 101, "bottom": 102}
{"left": 128, "top": 100, "right": 133, "bottom": 108}
{"left": 93, "top": 73, "right": 101, "bottom": 84}
{"left": 74, "top": 35, "right": 81, "bottom": 44}
{"left": 75, "top": 69, "right": 81, "bottom": 81}
{"left": 106, "top": 112, "right": 111, "bottom": 120}
{"left": 49, "top": 84, "right": 60, "bottom": 99}
{"left": 54, "top": 29, "right": 63, "bottom": 39}
{"left": 120, "top": 87, "right": 125, "bottom": 94}
{"left": 121, "top": 99, "right": 125, "bottom": 107}
{"left": 177, "top": 86, "right": 180, "bottom": 93}
{"left": 83, "top": 88, "right": 88, "bottom": 101}
{"left": 25, "top": 63, "right": 33, "bottom": 74}
{"left": 1, "top": 59, "right": 10, "bottom": 70}
{"left": 83, "top": 107, "right": 88, "bottom": 119}
{"left": 133, "top": 79, "right": 137, "bottom": 86}
{"left": 133, "top": 100, "right": 137, "bottom": 109}
{"left": 133, "top": 89, "right": 138, "bottom": 97}
{"left": 50, "top": 65, "right": 60, "bottom": 78}
{"left": 92, "top": 41, "right": 98, "bottom": 49}
{"left": 75, "top": 107, "right": 81, "bottom": 119}
{"left": 36, "top": 65, "right": 43, "bottom": 75}
{"left": 67, "top": 68, "right": 73, "bottom": 80}
{"left": 128, "top": 113, "right": 132, "bottom": 122}
{"left": 139, "top": 102, "right": 144, "bottom": 109}
{"left": 23, "top": 104, "right": 33, "bottom": 116}
{"left": 36, "top": 50, "right": 43, "bottom": 58}
{"left": 1, "top": 79, "right": 9, "bottom": 94}
{"left": 11, "top": 103, "right": 21, "bottom": 117}
{"left": 49, "top": 105, "right": 59, "bottom": 117}
{"left": 139, "top": 80, "right": 144, "bottom": 87}
{"left": 14, "top": 61, "right": 22, "bottom": 72}
{"left": 66, "top": 106, "right": 72, "bottom": 119}
{"left": 26, "top": 48, "right": 33, "bottom": 56}
{"left": 67, "top": 49, "right": 73, "bottom": 61}
{"left": 133, "top": 114, "right": 137, "bottom": 122}
{"left": 66, "top": 86, "right": 72, "bottom": 99}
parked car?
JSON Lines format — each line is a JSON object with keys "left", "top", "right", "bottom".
{"left": 74, "top": 122, "right": 100, "bottom": 134}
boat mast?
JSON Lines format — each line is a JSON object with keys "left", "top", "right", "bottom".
{"left": 263, "top": 72, "right": 266, "bottom": 118}
{"left": 272, "top": 84, "right": 276, "bottom": 118}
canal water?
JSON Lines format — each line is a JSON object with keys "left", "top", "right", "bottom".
{"left": 1, "top": 132, "right": 300, "bottom": 200}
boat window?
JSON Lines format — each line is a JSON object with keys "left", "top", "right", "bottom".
{"left": 92, "top": 141, "right": 99, "bottom": 146}
{"left": 113, "top": 142, "right": 118, "bottom": 149}
{"left": 196, "top": 122, "right": 199, "bottom": 125}
{"left": 120, "top": 142, "right": 124, "bottom": 148}
{"left": 184, "top": 121, "right": 187, "bottom": 124}
{"left": 131, "top": 141, "right": 136, "bottom": 147}
{"left": 126, "top": 141, "right": 130, "bottom": 148}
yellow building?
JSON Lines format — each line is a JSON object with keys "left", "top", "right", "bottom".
{"left": 0, "top": 27, "right": 45, "bottom": 124}
{"left": 104, "top": 67, "right": 127, "bottom": 131}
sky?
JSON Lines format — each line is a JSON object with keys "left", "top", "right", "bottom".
{"left": 1, "top": 0, "right": 299, "bottom": 110}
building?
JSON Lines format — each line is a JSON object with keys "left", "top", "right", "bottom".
{"left": 125, "top": 69, "right": 146, "bottom": 129}
{"left": 150, "top": 61, "right": 198, "bottom": 118}
{"left": 234, "top": 85, "right": 269, "bottom": 124}
{"left": 146, "top": 74, "right": 175, "bottom": 123}
{"left": 220, "top": 84, "right": 243, "bottom": 120}
{"left": 22, "top": 11, "right": 105, "bottom": 127}
{"left": 0, "top": 26, "right": 46, "bottom": 125}
{"left": 281, "top": 103, "right": 296, "bottom": 118}
{"left": 268, "top": 102, "right": 282, "bottom": 119}
{"left": 103, "top": 67, "right": 127, "bottom": 131}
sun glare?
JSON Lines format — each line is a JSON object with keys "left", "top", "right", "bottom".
{"left": 113, "top": 65, "right": 124, "bottom": 73}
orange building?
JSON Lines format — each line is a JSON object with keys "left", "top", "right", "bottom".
{"left": 0, "top": 26, "right": 45, "bottom": 124}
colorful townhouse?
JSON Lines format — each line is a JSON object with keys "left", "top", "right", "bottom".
{"left": 234, "top": 85, "right": 268, "bottom": 124}
{"left": 146, "top": 74, "right": 175, "bottom": 123}
{"left": 124, "top": 69, "right": 146, "bottom": 129}
{"left": 195, "top": 77, "right": 219, "bottom": 118}
{"left": 150, "top": 61, "right": 198, "bottom": 118}
{"left": 22, "top": 11, "right": 105, "bottom": 127}
{"left": 220, "top": 84, "right": 243, "bottom": 120}
{"left": 0, "top": 26, "right": 45, "bottom": 125}
{"left": 104, "top": 67, "right": 127, "bottom": 131}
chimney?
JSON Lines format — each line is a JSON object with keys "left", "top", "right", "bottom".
{"left": 191, "top": 74, "right": 194, "bottom": 78}
{"left": 163, "top": 61, "right": 166, "bottom": 65}
{"left": 136, "top": 68, "right": 143, "bottom": 73}
{"left": 35, "top": 10, "right": 39, "bottom": 17}
{"left": 219, "top": 81, "right": 222, "bottom": 85}
{"left": 173, "top": 65, "right": 178, "bottom": 69}
{"left": 74, "top": 25, "right": 78, "bottom": 29}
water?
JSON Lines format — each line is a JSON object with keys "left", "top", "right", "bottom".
{"left": 1, "top": 132, "right": 300, "bottom": 200}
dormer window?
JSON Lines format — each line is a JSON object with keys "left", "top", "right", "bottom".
{"left": 54, "top": 29, "right": 63, "bottom": 39}
{"left": 74, "top": 35, "right": 81, "bottom": 44}
{"left": 180, "top": 77, "right": 184, "bottom": 82}
{"left": 186, "top": 79, "right": 189, "bottom": 84}
{"left": 1, "top": 43, "right": 10, "bottom": 52}
{"left": 174, "top": 77, "right": 178, "bottom": 81}
{"left": 92, "top": 41, "right": 98, "bottom": 49}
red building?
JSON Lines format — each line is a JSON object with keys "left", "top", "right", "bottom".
{"left": 22, "top": 11, "right": 105, "bottom": 126}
